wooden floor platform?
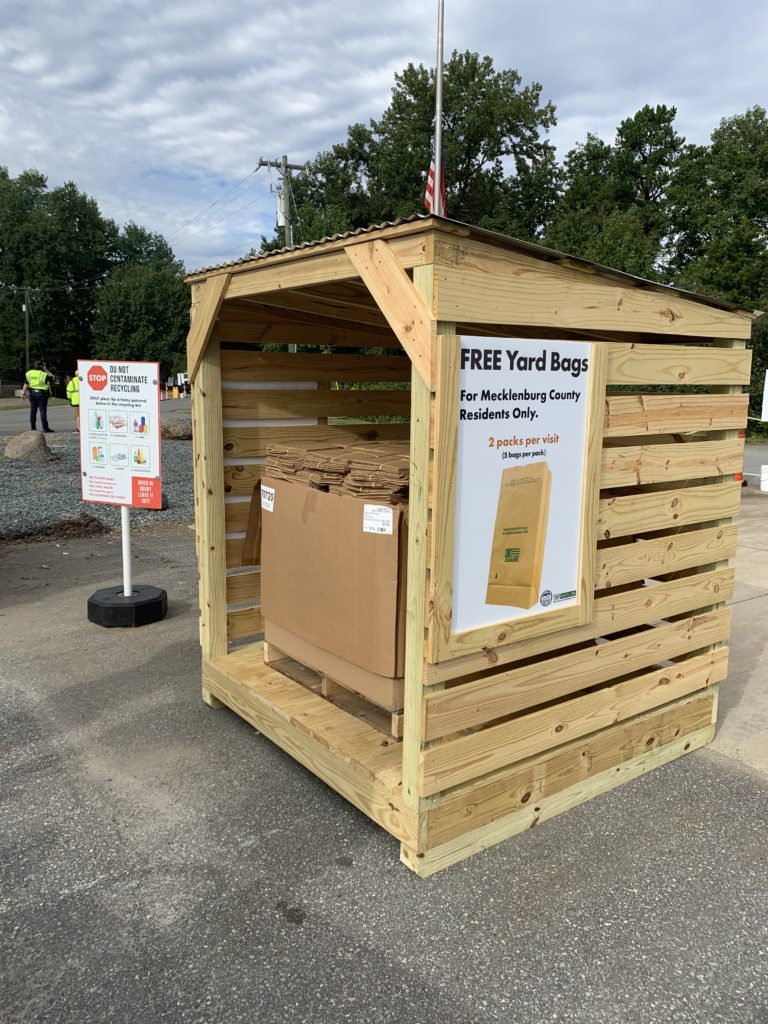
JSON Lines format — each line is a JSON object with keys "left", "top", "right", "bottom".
{"left": 203, "top": 641, "right": 717, "bottom": 876}
{"left": 263, "top": 641, "right": 404, "bottom": 739}
{"left": 203, "top": 643, "right": 416, "bottom": 845}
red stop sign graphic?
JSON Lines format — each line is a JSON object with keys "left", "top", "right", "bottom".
{"left": 87, "top": 365, "right": 109, "bottom": 391}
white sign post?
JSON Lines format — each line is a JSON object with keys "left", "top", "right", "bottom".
{"left": 78, "top": 359, "right": 167, "bottom": 627}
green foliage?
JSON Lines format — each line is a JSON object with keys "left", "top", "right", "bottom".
{"left": 0, "top": 168, "right": 187, "bottom": 381}
{"left": 669, "top": 107, "right": 768, "bottom": 306}
{"left": 274, "top": 51, "right": 558, "bottom": 245}
{"left": 92, "top": 260, "right": 189, "bottom": 381}
{"left": 545, "top": 106, "right": 683, "bottom": 278}
{"left": 0, "top": 168, "right": 118, "bottom": 376}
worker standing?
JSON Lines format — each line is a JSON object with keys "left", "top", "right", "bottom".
{"left": 21, "top": 361, "right": 55, "bottom": 433}
{"left": 65, "top": 372, "right": 80, "bottom": 432}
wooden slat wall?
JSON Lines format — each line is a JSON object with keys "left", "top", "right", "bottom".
{"left": 219, "top": 343, "right": 412, "bottom": 647}
{"left": 417, "top": 336, "right": 750, "bottom": 853}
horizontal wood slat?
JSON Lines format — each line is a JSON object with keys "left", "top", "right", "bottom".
{"left": 423, "top": 696, "right": 716, "bottom": 852}
{"left": 426, "top": 566, "right": 734, "bottom": 683}
{"left": 597, "top": 481, "right": 742, "bottom": 539}
{"left": 596, "top": 524, "right": 738, "bottom": 589}
{"left": 600, "top": 438, "right": 744, "bottom": 488}
{"left": 605, "top": 343, "right": 751, "bottom": 386}
{"left": 223, "top": 231, "right": 427, "bottom": 301}
{"left": 434, "top": 238, "right": 752, "bottom": 338}
{"left": 226, "top": 501, "right": 257, "bottom": 534}
{"left": 221, "top": 387, "right": 410, "bottom": 420}
{"left": 226, "top": 570, "right": 261, "bottom": 604}
{"left": 423, "top": 608, "right": 730, "bottom": 742}
{"left": 227, "top": 606, "right": 264, "bottom": 640}
{"left": 220, "top": 349, "right": 411, "bottom": 383}
{"left": 420, "top": 631, "right": 724, "bottom": 795}
{"left": 224, "top": 463, "right": 263, "bottom": 498}
{"left": 226, "top": 537, "right": 248, "bottom": 569}
{"left": 602, "top": 393, "right": 748, "bottom": 437}
{"left": 223, "top": 421, "right": 410, "bottom": 458}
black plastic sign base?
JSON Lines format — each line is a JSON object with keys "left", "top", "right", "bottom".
{"left": 87, "top": 585, "right": 168, "bottom": 628}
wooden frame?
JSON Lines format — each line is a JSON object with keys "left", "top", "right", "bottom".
{"left": 187, "top": 216, "right": 754, "bottom": 875}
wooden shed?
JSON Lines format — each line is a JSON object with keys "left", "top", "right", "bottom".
{"left": 186, "top": 216, "right": 753, "bottom": 876}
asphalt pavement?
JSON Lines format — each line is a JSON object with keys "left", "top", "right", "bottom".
{"left": 0, "top": 427, "right": 767, "bottom": 1023}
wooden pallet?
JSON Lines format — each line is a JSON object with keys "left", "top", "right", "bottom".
{"left": 263, "top": 640, "right": 404, "bottom": 739}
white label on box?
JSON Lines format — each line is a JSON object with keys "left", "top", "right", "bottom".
{"left": 363, "top": 504, "right": 393, "bottom": 535}
{"left": 261, "top": 485, "right": 275, "bottom": 512}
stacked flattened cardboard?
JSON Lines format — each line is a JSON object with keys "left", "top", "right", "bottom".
{"left": 266, "top": 440, "right": 410, "bottom": 503}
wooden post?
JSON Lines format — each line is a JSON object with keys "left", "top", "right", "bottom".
{"left": 192, "top": 332, "right": 228, "bottom": 691}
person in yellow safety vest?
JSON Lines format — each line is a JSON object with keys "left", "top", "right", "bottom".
{"left": 65, "top": 372, "right": 80, "bottom": 432}
{"left": 21, "top": 361, "right": 55, "bottom": 433}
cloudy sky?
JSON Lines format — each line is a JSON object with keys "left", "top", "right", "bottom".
{"left": 2, "top": 0, "right": 765, "bottom": 271}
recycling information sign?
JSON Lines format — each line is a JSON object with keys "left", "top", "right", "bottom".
{"left": 78, "top": 360, "right": 162, "bottom": 509}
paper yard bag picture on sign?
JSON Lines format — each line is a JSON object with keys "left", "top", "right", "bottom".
{"left": 452, "top": 337, "right": 600, "bottom": 637}
{"left": 486, "top": 461, "right": 552, "bottom": 609}
{"left": 78, "top": 360, "right": 162, "bottom": 509}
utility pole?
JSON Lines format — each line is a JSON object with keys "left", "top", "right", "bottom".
{"left": 258, "top": 155, "right": 306, "bottom": 249}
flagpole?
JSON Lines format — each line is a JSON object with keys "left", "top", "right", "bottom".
{"left": 433, "top": 0, "right": 445, "bottom": 216}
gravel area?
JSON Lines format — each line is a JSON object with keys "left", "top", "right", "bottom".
{"left": 0, "top": 432, "right": 194, "bottom": 539}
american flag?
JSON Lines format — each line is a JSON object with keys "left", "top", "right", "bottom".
{"left": 424, "top": 153, "right": 445, "bottom": 214}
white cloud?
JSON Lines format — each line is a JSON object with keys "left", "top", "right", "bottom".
{"left": 0, "top": 0, "right": 765, "bottom": 271}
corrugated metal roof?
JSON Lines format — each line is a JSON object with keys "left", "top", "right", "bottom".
{"left": 187, "top": 216, "right": 425, "bottom": 276}
{"left": 186, "top": 214, "right": 755, "bottom": 316}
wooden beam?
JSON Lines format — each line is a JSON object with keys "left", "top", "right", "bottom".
{"left": 345, "top": 240, "right": 435, "bottom": 387}
{"left": 600, "top": 438, "right": 745, "bottom": 488}
{"left": 192, "top": 336, "right": 228, "bottom": 660}
{"left": 434, "top": 236, "right": 754, "bottom": 339}
{"left": 422, "top": 609, "right": 730, "bottom": 742}
{"left": 236, "top": 288, "right": 391, "bottom": 330}
{"left": 606, "top": 342, "right": 752, "bottom": 386}
{"left": 596, "top": 523, "right": 738, "bottom": 589}
{"left": 220, "top": 349, "right": 410, "bottom": 383}
{"left": 425, "top": 565, "right": 734, "bottom": 682}
{"left": 602, "top": 393, "right": 748, "bottom": 437}
{"left": 187, "top": 273, "right": 231, "bottom": 383}
{"left": 222, "top": 231, "right": 429, "bottom": 300}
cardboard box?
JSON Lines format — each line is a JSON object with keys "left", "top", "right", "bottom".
{"left": 260, "top": 478, "right": 407, "bottom": 680}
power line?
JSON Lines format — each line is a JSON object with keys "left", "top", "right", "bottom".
{"left": 168, "top": 170, "right": 272, "bottom": 246}
{"left": 164, "top": 167, "right": 260, "bottom": 242}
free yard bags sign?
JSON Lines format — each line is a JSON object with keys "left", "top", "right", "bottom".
{"left": 78, "top": 360, "right": 162, "bottom": 509}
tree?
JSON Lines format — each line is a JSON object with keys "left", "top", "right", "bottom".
{"left": 92, "top": 225, "right": 189, "bottom": 381}
{"left": 669, "top": 107, "right": 768, "bottom": 305}
{"left": 0, "top": 171, "right": 189, "bottom": 381}
{"left": 667, "top": 108, "right": 768, "bottom": 417}
{"left": 274, "top": 51, "right": 558, "bottom": 246}
{"left": 0, "top": 168, "right": 118, "bottom": 377}
{"left": 545, "top": 106, "right": 683, "bottom": 278}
